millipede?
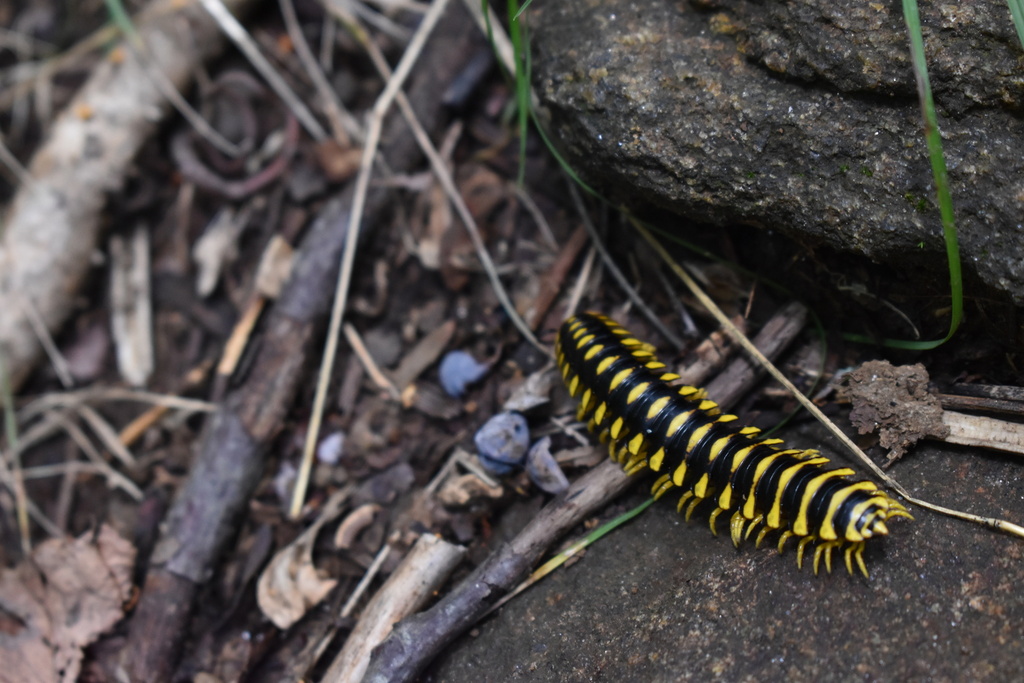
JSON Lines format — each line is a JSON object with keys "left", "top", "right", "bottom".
{"left": 555, "top": 312, "right": 912, "bottom": 577}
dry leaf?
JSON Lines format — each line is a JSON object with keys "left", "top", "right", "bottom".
{"left": 0, "top": 525, "right": 136, "bottom": 683}
{"left": 502, "top": 368, "right": 556, "bottom": 412}
{"left": 436, "top": 473, "right": 504, "bottom": 508}
{"left": 256, "top": 489, "right": 349, "bottom": 629}
{"left": 192, "top": 207, "right": 250, "bottom": 297}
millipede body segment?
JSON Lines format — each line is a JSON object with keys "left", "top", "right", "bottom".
{"left": 555, "top": 312, "right": 911, "bottom": 577}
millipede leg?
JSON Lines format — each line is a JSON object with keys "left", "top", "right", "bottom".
{"left": 853, "top": 542, "right": 869, "bottom": 578}
{"left": 824, "top": 542, "right": 837, "bottom": 574}
{"left": 580, "top": 390, "right": 594, "bottom": 415}
{"left": 684, "top": 495, "right": 703, "bottom": 521}
{"left": 813, "top": 541, "right": 840, "bottom": 575}
{"left": 624, "top": 458, "right": 649, "bottom": 476}
{"left": 676, "top": 491, "right": 694, "bottom": 515}
{"left": 746, "top": 514, "right": 765, "bottom": 542}
{"left": 709, "top": 507, "right": 725, "bottom": 536}
{"left": 796, "top": 536, "right": 814, "bottom": 570}
{"left": 624, "top": 450, "right": 648, "bottom": 474}
{"left": 729, "top": 511, "right": 746, "bottom": 548}
{"left": 888, "top": 502, "right": 914, "bottom": 521}
{"left": 609, "top": 442, "right": 622, "bottom": 462}
{"left": 777, "top": 530, "right": 794, "bottom": 554}
{"left": 754, "top": 524, "right": 771, "bottom": 548}
{"left": 651, "top": 474, "right": 674, "bottom": 500}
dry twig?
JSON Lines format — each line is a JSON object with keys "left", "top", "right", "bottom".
{"left": 324, "top": 534, "right": 466, "bottom": 682}
{"left": 198, "top": 0, "right": 329, "bottom": 140}
{"left": 0, "top": 0, "right": 255, "bottom": 392}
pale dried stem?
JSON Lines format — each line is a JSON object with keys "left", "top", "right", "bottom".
{"left": 199, "top": 0, "right": 329, "bottom": 140}
{"left": 290, "top": 0, "right": 452, "bottom": 519}
{"left": 278, "top": 0, "right": 362, "bottom": 143}
{"left": 342, "top": 323, "right": 400, "bottom": 399}
{"left": 325, "top": 534, "right": 466, "bottom": 683}
{"left": 636, "top": 220, "right": 1024, "bottom": 540}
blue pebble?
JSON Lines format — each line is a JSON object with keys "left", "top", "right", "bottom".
{"left": 474, "top": 412, "right": 530, "bottom": 475}
{"left": 525, "top": 436, "right": 570, "bottom": 494}
{"left": 439, "top": 350, "right": 490, "bottom": 397}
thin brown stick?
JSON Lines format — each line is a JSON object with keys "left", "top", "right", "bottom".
{"left": 704, "top": 301, "right": 808, "bottom": 411}
{"left": 937, "top": 391, "right": 1024, "bottom": 418}
{"left": 675, "top": 325, "right": 740, "bottom": 388}
{"left": 0, "top": 0, "right": 255, "bottom": 392}
{"left": 525, "top": 225, "right": 588, "bottom": 330}
{"left": 277, "top": 0, "right": 362, "bottom": 144}
{"left": 51, "top": 412, "right": 144, "bottom": 501}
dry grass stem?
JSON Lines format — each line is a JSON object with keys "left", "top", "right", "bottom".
{"left": 290, "top": 0, "right": 452, "bottom": 519}
{"left": 569, "top": 186, "right": 685, "bottom": 349}
{"left": 278, "top": 0, "right": 362, "bottom": 143}
{"left": 342, "top": 323, "right": 401, "bottom": 399}
{"left": 636, "top": 221, "right": 1024, "bottom": 540}
{"left": 199, "top": 0, "right": 329, "bottom": 140}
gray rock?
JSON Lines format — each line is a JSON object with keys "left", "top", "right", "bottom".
{"left": 531, "top": 0, "right": 1024, "bottom": 306}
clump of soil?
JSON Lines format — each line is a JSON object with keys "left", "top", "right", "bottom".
{"left": 844, "top": 359, "right": 949, "bottom": 464}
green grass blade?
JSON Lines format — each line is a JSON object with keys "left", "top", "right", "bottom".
{"left": 846, "top": 1, "right": 964, "bottom": 351}
{"left": 529, "top": 497, "right": 656, "bottom": 580}
{"left": 103, "top": 0, "right": 141, "bottom": 46}
{"left": 1008, "top": 0, "right": 1024, "bottom": 50}
{"left": 512, "top": 0, "right": 535, "bottom": 21}
{"left": 508, "top": 0, "right": 530, "bottom": 186}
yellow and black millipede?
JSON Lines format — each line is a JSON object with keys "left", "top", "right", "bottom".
{"left": 555, "top": 312, "right": 912, "bottom": 577}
